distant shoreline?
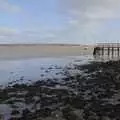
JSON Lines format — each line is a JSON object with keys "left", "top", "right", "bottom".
{"left": 0, "top": 44, "right": 94, "bottom": 59}
{"left": 0, "top": 43, "right": 94, "bottom": 46}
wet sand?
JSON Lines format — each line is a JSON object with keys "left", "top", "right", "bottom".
{"left": 0, "top": 44, "right": 94, "bottom": 59}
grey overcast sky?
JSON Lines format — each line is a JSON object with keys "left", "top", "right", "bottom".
{"left": 0, "top": 0, "right": 120, "bottom": 44}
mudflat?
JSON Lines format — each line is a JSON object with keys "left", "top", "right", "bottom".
{"left": 0, "top": 44, "right": 94, "bottom": 59}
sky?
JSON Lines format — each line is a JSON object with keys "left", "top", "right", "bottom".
{"left": 0, "top": 0, "right": 120, "bottom": 44}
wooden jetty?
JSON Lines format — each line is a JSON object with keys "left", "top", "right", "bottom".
{"left": 93, "top": 43, "right": 120, "bottom": 57}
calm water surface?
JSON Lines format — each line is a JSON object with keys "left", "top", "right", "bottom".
{"left": 0, "top": 56, "right": 93, "bottom": 85}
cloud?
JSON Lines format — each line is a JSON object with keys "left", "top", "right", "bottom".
{"left": 1, "top": 0, "right": 120, "bottom": 44}
{"left": 0, "top": 0, "right": 21, "bottom": 13}
{"left": 0, "top": 27, "right": 56, "bottom": 43}
{"left": 0, "top": 27, "right": 19, "bottom": 37}
{"left": 60, "top": 0, "right": 120, "bottom": 19}
{"left": 56, "top": 0, "right": 120, "bottom": 44}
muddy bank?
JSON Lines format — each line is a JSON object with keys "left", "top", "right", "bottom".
{"left": 0, "top": 60, "right": 120, "bottom": 120}
{"left": 0, "top": 44, "right": 93, "bottom": 59}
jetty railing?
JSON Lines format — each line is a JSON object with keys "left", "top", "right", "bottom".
{"left": 93, "top": 43, "right": 120, "bottom": 57}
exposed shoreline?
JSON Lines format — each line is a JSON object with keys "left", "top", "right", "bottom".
{"left": 0, "top": 60, "right": 120, "bottom": 119}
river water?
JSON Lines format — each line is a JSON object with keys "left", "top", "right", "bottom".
{"left": 0, "top": 55, "right": 94, "bottom": 86}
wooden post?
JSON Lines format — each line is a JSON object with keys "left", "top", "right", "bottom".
{"left": 108, "top": 47, "right": 110, "bottom": 56}
{"left": 117, "top": 43, "right": 119, "bottom": 57}
{"left": 117, "top": 47, "right": 119, "bottom": 56}
{"left": 112, "top": 46, "right": 114, "bottom": 57}
{"left": 102, "top": 45, "right": 104, "bottom": 56}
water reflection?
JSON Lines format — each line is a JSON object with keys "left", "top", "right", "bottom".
{"left": 0, "top": 55, "right": 118, "bottom": 86}
{"left": 0, "top": 56, "right": 93, "bottom": 85}
{"left": 93, "top": 55, "right": 120, "bottom": 62}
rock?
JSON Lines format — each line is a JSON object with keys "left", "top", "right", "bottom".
{"left": 11, "top": 110, "right": 20, "bottom": 115}
{"left": 68, "top": 96, "right": 86, "bottom": 108}
{"left": 8, "top": 117, "right": 21, "bottom": 120}
{"left": 35, "top": 108, "right": 52, "bottom": 118}
{"left": 115, "top": 74, "right": 120, "bottom": 84}
{"left": 51, "top": 110, "right": 64, "bottom": 119}
{"left": 102, "top": 116, "right": 111, "bottom": 120}
{"left": 22, "top": 108, "right": 31, "bottom": 117}
{"left": 62, "top": 106, "right": 84, "bottom": 120}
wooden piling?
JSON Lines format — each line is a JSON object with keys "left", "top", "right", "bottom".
{"left": 102, "top": 46, "right": 104, "bottom": 56}
{"left": 117, "top": 43, "right": 119, "bottom": 56}
{"left": 112, "top": 47, "right": 114, "bottom": 57}
{"left": 108, "top": 47, "right": 110, "bottom": 56}
{"left": 93, "top": 43, "right": 120, "bottom": 58}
